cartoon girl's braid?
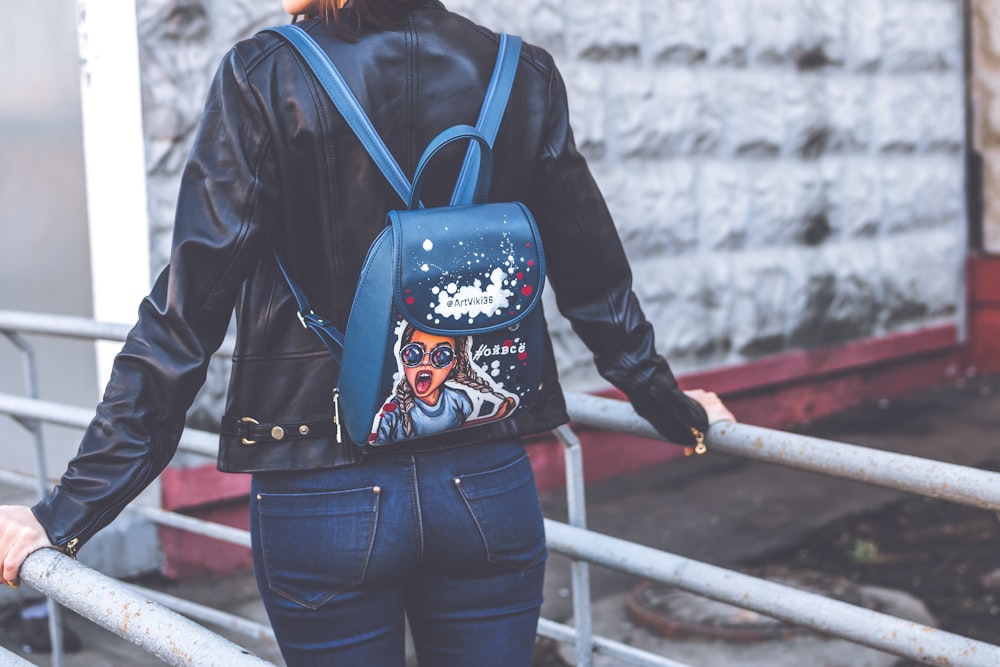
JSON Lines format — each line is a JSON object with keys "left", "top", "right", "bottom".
{"left": 393, "top": 379, "right": 416, "bottom": 437}
{"left": 451, "top": 337, "right": 507, "bottom": 401}
{"left": 392, "top": 323, "right": 418, "bottom": 437}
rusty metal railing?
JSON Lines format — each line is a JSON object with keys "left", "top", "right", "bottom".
{"left": 2, "top": 309, "right": 1000, "bottom": 667}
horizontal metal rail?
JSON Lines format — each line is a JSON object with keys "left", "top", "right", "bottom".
{"left": 18, "top": 549, "right": 274, "bottom": 667}
{"left": 566, "top": 391, "right": 1000, "bottom": 512}
{"left": 0, "top": 648, "right": 34, "bottom": 666}
{"left": 130, "top": 505, "right": 252, "bottom": 548}
{"left": 0, "top": 393, "right": 218, "bottom": 459}
{"left": 544, "top": 520, "right": 1000, "bottom": 667}
{"left": 12, "top": 448, "right": 992, "bottom": 667}
{"left": 0, "top": 310, "right": 131, "bottom": 343}
{"left": 3, "top": 311, "right": 999, "bottom": 666}
{"left": 538, "top": 618, "right": 692, "bottom": 667}
{"left": 126, "top": 583, "right": 276, "bottom": 645}
{"left": 0, "top": 310, "right": 235, "bottom": 357}
{"left": 0, "top": 467, "right": 251, "bottom": 550}
{"left": 12, "top": 387, "right": 1000, "bottom": 514}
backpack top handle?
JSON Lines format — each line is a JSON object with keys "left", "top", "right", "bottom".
{"left": 407, "top": 125, "right": 494, "bottom": 210}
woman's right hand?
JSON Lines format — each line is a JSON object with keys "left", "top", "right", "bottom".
{"left": 684, "top": 389, "right": 736, "bottom": 425}
{"left": 0, "top": 505, "right": 53, "bottom": 586}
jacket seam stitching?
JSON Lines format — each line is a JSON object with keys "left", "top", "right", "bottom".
{"left": 540, "top": 75, "right": 624, "bottom": 334}
{"left": 193, "top": 49, "right": 273, "bottom": 321}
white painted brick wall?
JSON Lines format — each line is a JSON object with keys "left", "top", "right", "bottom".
{"left": 139, "top": 0, "right": 968, "bottom": 399}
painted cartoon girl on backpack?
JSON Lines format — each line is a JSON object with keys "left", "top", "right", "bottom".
{"left": 370, "top": 322, "right": 518, "bottom": 444}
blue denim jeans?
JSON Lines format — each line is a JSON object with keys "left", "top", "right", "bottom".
{"left": 249, "top": 438, "right": 547, "bottom": 666}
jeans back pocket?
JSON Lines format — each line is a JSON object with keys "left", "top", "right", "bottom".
{"left": 455, "top": 454, "right": 547, "bottom": 571}
{"left": 256, "top": 485, "right": 380, "bottom": 609}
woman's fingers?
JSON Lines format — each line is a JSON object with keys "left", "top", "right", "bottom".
{"left": 684, "top": 389, "right": 736, "bottom": 424}
{"left": 0, "top": 506, "right": 52, "bottom": 586}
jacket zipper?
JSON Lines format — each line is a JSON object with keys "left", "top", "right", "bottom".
{"left": 684, "top": 427, "right": 707, "bottom": 457}
{"left": 60, "top": 458, "right": 154, "bottom": 557}
{"left": 64, "top": 537, "right": 80, "bottom": 558}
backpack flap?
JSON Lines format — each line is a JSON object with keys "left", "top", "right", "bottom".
{"left": 390, "top": 201, "right": 545, "bottom": 336}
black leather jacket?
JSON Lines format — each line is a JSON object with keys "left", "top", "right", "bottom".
{"left": 32, "top": 2, "right": 708, "bottom": 553}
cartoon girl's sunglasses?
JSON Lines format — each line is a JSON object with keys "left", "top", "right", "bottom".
{"left": 399, "top": 342, "right": 455, "bottom": 369}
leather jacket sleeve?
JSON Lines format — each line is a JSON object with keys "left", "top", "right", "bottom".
{"left": 525, "top": 61, "right": 709, "bottom": 445}
{"left": 31, "top": 48, "right": 276, "bottom": 551}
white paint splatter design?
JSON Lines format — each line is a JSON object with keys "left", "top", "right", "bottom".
{"left": 432, "top": 267, "right": 512, "bottom": 320}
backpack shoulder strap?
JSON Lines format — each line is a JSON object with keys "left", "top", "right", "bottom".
{"left": 266, "top": 24, "right": 413, "bottom": 203}
{"left": 261, "top": 25, "right": 520, "bottom": 358}
{"left": 268, "top": 25, "right": 521, "bottom": 205}
{"left": 451, "top": 34, "right": 521, "bottom": 206}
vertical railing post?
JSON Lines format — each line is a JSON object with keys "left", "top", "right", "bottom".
{"left": 554, "top": 425, "right": 593, "bottom": 667}
{"left": 4, "top": 332, "right": 64, "bottom": 667}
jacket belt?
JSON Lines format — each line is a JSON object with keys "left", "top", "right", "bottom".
{"left": 221, "top": 415, "right": 340, "bottom": 445}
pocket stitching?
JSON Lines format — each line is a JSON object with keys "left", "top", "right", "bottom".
{"left": 258, "top": 486, "right": 381, "bottom": 609}
{"left": 454, "top": 456, "right": 546, "bottom": 571}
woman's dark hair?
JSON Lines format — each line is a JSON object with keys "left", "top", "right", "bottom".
{"left": 305, "top": 0, "right": 428, "bottom": 40}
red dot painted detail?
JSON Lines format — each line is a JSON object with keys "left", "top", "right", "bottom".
{"left": 516, "top": 272, "right": 524, "bottom": 280}
{"left": 527, "top": 260, "right": 534, "bottom": 267}
{"left": 518, "top": 352, "right": 528, "bottom": 361}
{"left": 521, "top": 285, "right": 533, "bottom": 297}
{"left": 405, "top": 296, "right": 415, "bottom": 305}
{"left": 504, "top": 339, "right": 514, "bottom": 347}
{"left": 525, "top": 242, "right": 531, "bottom": 247}
{"left": 382, "top": 403, "right": 397, "bottom": 412}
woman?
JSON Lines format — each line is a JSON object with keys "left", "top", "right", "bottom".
{"left": 0, "top": 1, "right": 734, "bottom": 664}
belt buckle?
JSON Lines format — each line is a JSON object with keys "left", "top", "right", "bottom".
{"left": 240, "top": 417, "right": 260, "bottom": 445}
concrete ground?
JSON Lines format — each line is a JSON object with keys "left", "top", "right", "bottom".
{"left": 0, "top": 374, "right": 997, "bottom": 666}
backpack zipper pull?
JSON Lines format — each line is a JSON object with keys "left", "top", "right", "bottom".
{"left": 333, "top": 388, "right": 342, "bottom": 443}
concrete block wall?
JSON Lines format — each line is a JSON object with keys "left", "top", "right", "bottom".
{"left": 137, "top": 0, "right": 967, "bottom": 400}
{"left": 448, "top": 0, "right": 967, "bottom": 390}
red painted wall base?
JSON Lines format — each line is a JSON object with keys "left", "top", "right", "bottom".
{"left": 159, "top": 464, "right": 253, "bottom": 579}
{"left": 968, "top": 254, "right": 1000, "bottom": 372}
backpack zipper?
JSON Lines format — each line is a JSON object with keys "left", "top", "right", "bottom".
{"left": 332, "top": 388, "right": 342, "bottom": 443}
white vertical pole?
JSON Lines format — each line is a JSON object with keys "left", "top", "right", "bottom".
{"left": 75, "top": 0, "right": 151, "bottom": 390}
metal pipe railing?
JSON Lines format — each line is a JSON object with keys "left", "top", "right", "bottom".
{"left": 544, "top": 520, "right": 1000, "bottom": 667}
{"left": 126, "top": 583, "right": 276, "bottom": 645}
{"left": 537, "top": 618, "right": 692, "bottom": 667}
{"left": 0, "top": 310, "right": 235, "bottom": 357}
{"left": 130, "top": 505, "right": 252, "bottom": 548}
{"left": 3, "top": 332, "right": 66, "bottom": 667}
{"left": 3, "top": 310, "right": 999, "bottom": 667}
{"left": 0, "top": 394, "right": 218, "bottom": 459}
{"left": 18, "top": 549, "right": 274, "bottom": 667}
{"left": 566, "top": 391, "right": 1000, "bottom": 512}
{"left": 555, "top": 424, "right": 594, "bottom": 667}
{"left": 0, "top": 647, "right": 35, "bottom": 666}
{"left": 0, "top": 467, "right": 251, "bottom": 550}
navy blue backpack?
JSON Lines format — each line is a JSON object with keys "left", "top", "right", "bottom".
{"left": 266, "top": 25, "right": 546, "bottom": 448}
